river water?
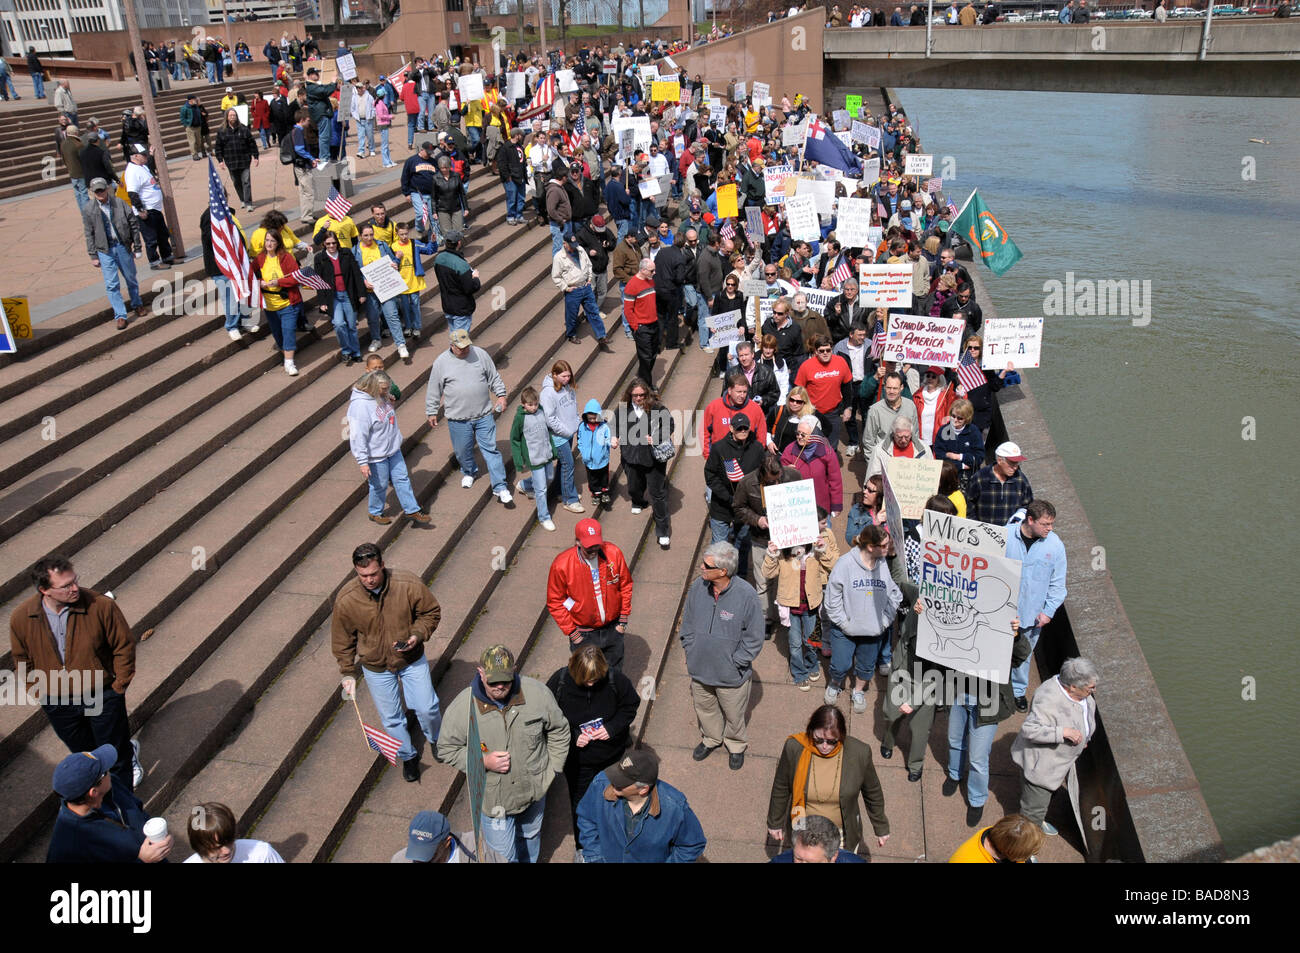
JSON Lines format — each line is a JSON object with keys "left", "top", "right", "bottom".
{"left": 898, "top": 88, "right": 1300, "bottom": 858}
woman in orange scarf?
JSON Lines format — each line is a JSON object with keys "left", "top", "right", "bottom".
{"left": 766, "top": 705, "right": 890, "bottom": 856}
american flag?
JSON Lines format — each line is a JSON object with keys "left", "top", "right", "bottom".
{"left": 719, "top": 219, "right": 735, "bottom": 241}
{"left": 325, "top": 186, "right": 352, "bottom": 222}
{"left": 956, "top": 352, "right": 986, "bottom": 396}
{"left": 573, "top": 108, "right": 585, "bottom": 141}
{"left": 724, "top": 458, "right": 745, "bottom": 482}
{"left": 871, "top": 320, "right": 886, "bottom": 358}
{"left": 291, "top": 266, "right": 332, "bottom": 292}
{"left": 927, "top": 177, "right": 943, "bottom": 193}
{"left": 830, "top": 257, "right": 852, "bottom": 287}
{"left": 877, "top": 201, "right": 887, "bottom": 218}
{"left": 362, "top": 722, "right": 402, "bottom": 766}
{"left": 420, "top": 200, "right": 430, "bottom": 231}
{"left": 519, "top": 68, "right": 556, "bottom": 121}
{"left": 946, "top": 199, "right": 958, "bottom": 217}
{"left": 207, "top": 159, "right": 261, "bottom": 308}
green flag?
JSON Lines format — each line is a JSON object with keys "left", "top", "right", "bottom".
{"left": 951, "top": 189, "right": 1023, "bottom": 276}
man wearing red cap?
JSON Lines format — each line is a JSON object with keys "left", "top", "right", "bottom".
{"left": 546, "top": 519, "right": 634, "bottom": 672}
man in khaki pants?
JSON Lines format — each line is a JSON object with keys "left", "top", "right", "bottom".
{"left": 678, "top": 541, "right": 765, "bottom": 771}
{"left": 287, "top": 112, "right": 320, "bottom": 225}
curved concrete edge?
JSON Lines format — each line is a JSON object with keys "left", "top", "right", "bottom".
{"left": 882, "top": 87, "right": 1224, "bottom": 862}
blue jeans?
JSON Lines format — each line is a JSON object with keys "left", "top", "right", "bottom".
{"left": 397, "top": 293, "right": 421, "bottom": 335}
{"left": 480, "top": 795, "right": 546, "bottom": 863}
{"left": 520, "top": 460, "right": 555, "bottom": 523}
{"left": 367, "top": 448, "right": 421, "bottom": 516}
{"left": 70, "top": 177, "right": 89, "bottom": 213}
{"left": 615, "top": 218, "right": 631, "bottom": 242}
{"left": 205, "top": 62, "right": 216, "bottom": 84}
{"left": 550, "top": 223, "right": 567, "bottom": 256}
{"left": 827, "top": 622, "right": 884, "bottom": 687}
{"left": 683, "top": 283, "right": 711, "bottom": 347}
{"left": 331, "top": 292, "right": 361, "bottom": 357}
{"left": 356, "top": 118, "right": 373, "bottom": 154}
{"left": 563, "top": 285, "right": 606, "bottom": 340}
{"left": 379, "top": 125, "right": 391, "bottom": 165}
{"left": 445, "top": 314, "right": 472, "bottom": 336}
{"left": 410, "top": 193, "right": 433, "bottom": 239}
{"left": 447, "top": 414, "right": 508, "bottom": 493}
{"left": 360, "top": 659, "right": 442, "bottom": 763}
{"left": 552, "top": 437, "right": 580, "bottom": 506}
{"left": 417, "top": 92, "right": 432, "bottom": 131}
{"left": 214, "top": 274, "right": 243, "bottom": 330}
{"left": 708, "top": 520, "right": 752, "bottom": 577}
{"left": 1010, "top": 624, "right": 1042, "bottom": 700}
{"left": 0, "top": 72, "right": 18, "bottom": 98}
{"left": 618, "top": 280, "right": 633, "bottom": 337}
{"left": 32, "top": 71, "right": 45, "bottom": 98}
{"left": 97, "top": 244, "right": 142, "bottom": 321}
{"left": 947, "top": 692, "right": 998, "bottom": 808}
{"left": 467, "top": 124, "right": 481, "bottom": 161}
{"left": 786, "top": 611, "right": 819, "bottom": 683}
{"left": 366, "top": 296, "right": 405, "bottom": 348}
{"left": 406, "top": 113, "right": 418, "bottom": 147}
{"left": 503, "top": 179, "right": 526, "bottom": 221}
{"left": 267, "top": 303, "right": 301, "bottom": 352}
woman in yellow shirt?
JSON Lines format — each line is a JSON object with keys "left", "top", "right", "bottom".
{"left": 355, "top": 224, "right": 408, "bottom": 359}
{"left": 248, "top": 210, "right": 302, "bottom": 257}
{"left": 252, "top": 231, "right": 304, "bottom": 376}
{"left": 389, "top": 221, "right": 436, "bottom": 344}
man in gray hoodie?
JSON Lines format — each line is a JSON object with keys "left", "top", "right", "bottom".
{"left": 425, "top": 329, "right": 513, "bottom": 503}
{"left": 678, "top": 541, "right": 765, "bottom": 771}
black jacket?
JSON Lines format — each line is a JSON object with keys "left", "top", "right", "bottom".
{"left": 564, "top": 176, "right": 600, "bottom": 222}
{"left": 760, "top": 316, "right": 804, "bottom": 366}
{"left": 544, "top": 667, "right": 640, "bottom": 768}
{"left": 704, "top": 432, "right": 767, "bottom": 523}
{"left": 826, "top": 292, "right": 869, "bottom": 342}
{"left": 498, "top": 140, "right": 528, "bottom": 184}
{"left": 214, "top": 121, "right": 259, "bottom": 168}
{"left": 739, "top": 361, "right": 780, "bottom": 415}
{"left": 652, "top": 244, "right": 689, "bottom": 293}
{"left": 940, "top": 295, "right": 982, "bottom": 336}
{"left": 79, "top": 142, "right": 119, "bottom": 187}
{"left": 433, "top": 249, "right": 480, "bottom": 315}
{"left": 430, "top": 171, "right": 463, "bottom": 213}
{"left": 575, "top": 222, "right": 615, "bottom": 274}
{"left": 312, "top": 248, "right": 366, "bottom": 309}
{"left": 696, "top": 247, "right": 726, "bottom": 300}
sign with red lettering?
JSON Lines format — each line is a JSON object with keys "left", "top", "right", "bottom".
{"left": 883, "top": 316, "right": 965, "bottom": 368}
{"left": 858, "top": 263, "right": 913, "bottom": 309}
{"left": 915, "top": 537, "right": 1020, "bottom": 683}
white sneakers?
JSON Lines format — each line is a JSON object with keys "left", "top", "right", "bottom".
{"left": 852, "top": 691, "right": 868, "bottom": 713}
{"left": 562, "top": 501, "right": 586, "bottom": 514}
{"left": 228, "top": 328, "right": 242, "bottom": 341}
{"left": 630, "top": 506, "right": 643, "bottom": 515}
{"left": 844, "top": 445, "right": 858, "bottom": 459}
{"left": 497, "top": 489, "right": 514, "bottom": 504}
{"left": 824, "top": 686, "right": 841, "bottom": 705}
{"left": 284, "top": 360, "right": 298, "bottom": 376}
{"left": 461, "top": 474, "right": 474, "bottom": 489}
{"left": 368, "top": 341, "right": 382, "bottom": 353}
{"left": 131, "top": 739, "right": 144, "bottom": 787}
{"left": 397, "top": 345, "right": 409, "bottom": 359}
{"left": 515, "top": 480, "right": 534, "bottom": 499}
{"left": 658, "top": 536, "right": 670, "bottom": 549}
{"left": 541, "top": 519, "right": 556, "bottom": 531}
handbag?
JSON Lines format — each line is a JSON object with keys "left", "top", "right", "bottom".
{"left": 652, "top": 438, "right": 676, "bottom": 462}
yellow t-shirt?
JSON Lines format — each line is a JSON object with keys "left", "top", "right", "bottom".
{"left": 248, "top": 224, "right": 298, "bottom": 257}
{"left": 948, "top": 828, "right": 997, "bottom": 863}
{"left": 221, "top": 94, "right": 239, "bottom": 111}
{"left": 744, "top": 110, "right": 759, "bottom": 134}
{"left": 464, "top": 100, "right": 484, "bottom": 129}
{"left": 391, "top": 239, "right": 426, "bottom": 294}
{"left": 949, "top": 490, "right": 967, "bottom": 519}
{"left": 370, "top": 220, "right": 398, "bottom": 246}
{"left": 258, "top": 254, "right": 290, "bottom": 311}
{"left": 314, "top": 214, "right": 359, "bottom": 248}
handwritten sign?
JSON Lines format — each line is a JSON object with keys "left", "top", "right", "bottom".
{"left": 781, "top": 122, "right": 806, "bottom": 148}
{"left": 751, "top": 81, "right": 769, "bottom": 103}
{"left": 765, "top": 479, "right": 820, "bottom": 549}
{"left": 915, "top": 539, "right": 1020, "bottom": 684}
{"left": 904, "top": 153, "right": 934, "bottom": 177}
{"left": 740, "top": 277, "right": 768, "bottom": 297}
{"left": 457, "top": 72, "right": 484, "bottom": 102}
{"left": 716, "top": 183, "right": 738, "bottom": 219}
{"left": 709, "top": 103, "right": 727, "bottom": 126}
{"left": 879, "top": 461, "right": 905, "bottom": 547}
{"left": 336, "top": 51, "right": 356, "bottom": 80}
{"left": 858, "top": 263, "right": 914, "bottom": 309}
{"left": 883, "top": 316, "right": 965, "bottom": 367}
{"left": 785, "top": 195, "right": 820, "bottom": 242}
{"left": 744, "top": 207, "right": 764, "bottom": 242}
{"left": 507, "top": 71, "right": 527, "bottom": 100}
{"left": 883, "top": 456, "right": 942, "bottom": 521}
{"left": 861, "top": 157, "right": 881, "bottom": 187}
{"left": 831, "top": 109, "right": 851, "bottom": 131}
{"left": 651, "top": 80, "right": 681, "bottom": 102}
{"left": 982, "top": 317, "right": 1043, "bottom": 370}
{"left": 803, "top": 179, "right": 837, "bottom": 217}
{"left": 638, "top": 177, "right": 661, "bottom": 198}
{"left": 835, "top": 197, "right": 874, "bottom": 248}
{"left": 763, "top": 163, "right": 793, "bottom": 204}
{"left": 706, "top": 309, "right": 745, "bottom": 348}
{"left": 640, "top": 65, "right": 659, "bottom": 86}
{"left": 845, "top": 94, "right": 863, "bottom": 116}
{"left": 923, "top": 511, "right": 1007, "bottom": 555}
{"left": 362, "top": 258, "right": 409, "bottom": 303}
{"left": 734, "top": 81, "right": 746, "bottom": 101}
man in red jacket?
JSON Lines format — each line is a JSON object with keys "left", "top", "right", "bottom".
{"left": 623, "top": 257, "right": 659, "bottom": 386}
{"left": 546, "top": 519, "right": 634, "bottom": 672}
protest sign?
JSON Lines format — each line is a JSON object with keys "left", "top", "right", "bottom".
{"left": 661, "top": 55, "right": 679, "bottom": 71}
{"left": 795, "top": 287, "right": 838, "bottom": 315}
{"left": 880, "top": 461, "right": 905, "bottom": 549}
{"left": 679, "top": 87, "right": 692, "bottom": 106}
{"left": 765, "top": 480, "right": 821, "bottom": 549}
{"left": 915, "top": 540, "right": 1020, "bottom": 684}
{"left": 836, "top": 197, "right": 874, "bottom": 248}
{"left": 904, "top": 153, "right": 934, "bottom": 177}
{"left": 362, "top": 258, "right": 409, "bottom": 303}
{"left": 640, "top": 64, "right": 659, "bottom": 84}
{"left": 706, "top": 310, "right": 745, "bottom": 348}
{"left": 673, "top": 134, "right": 685, "bottom": 158}
{"left": 982, "top": 317, "right": 1043, "bottom": 370}
{"left": 850, "top": 120, "right": 873, "bottom": 145}
{"left": 466, "top": 697, "right": 486, "bottom": 845}
{"left": 751, "top": 81, "right": 770, "bottom": 102}
{"left": 859, "top": 123, "right": 881, "bottom": 151}
{"left": 803, "top": 179, "right": 838, "bottom": 218}
{"left": 652, "top": 80, "right": 681, "bottom": 102}
{"left": 702, "top": 83, "right": 711, "bottom": 103}
{"left": 845, "top": 94, "right": 863, "bottom": 116}
{"left": 611, "top": 115, "right": 651, "bottom": 156}
{"left": 740, "top": 278, "right": 768, "bottom": 297}
{"left": 734, "top": 81, "right": 747, "bottom": 101}
{"left": 883, "top": 316, "right": 965, "bottom": 367}
{"left": 556, "top": 69, "right": 578, "bottom": 92}
{"left": 832, "top": 109, "right": 851, "bottom": 130}
{"left": 506, "top": 71, "right": 527, "bottom": 100}
{"left": 602, "top": 60, "right": 618, "bottom": 75}
{"left": 638, "top": 177, "right": 661, "bottom": 198}
{"left": 709, "top": 103, "right": 727, "bottom": 125}
{"left": 858, "top": 263, "right": 914, "bottom": 309}
{"left": 785, "top": 195, "right": 820, "bottom": 242}
{"left": 923, "top": 511, "right": 1008, "bottom": 555}
{"left": 750, "top": 295, "right": 776, "bottom": 330}
{"left": 654, "top": 175, "right": 673, "bottom": 207}
{"left": 336, "top": 52, "right": 357, "bottom": 80}
{"left": 862, "top": 226, "right": 883, "bottom": 255}
{"left": 235, "top": 104, "right": 250, "bottom": 128}
{"left": 781, "top": 122, "right": 806, "bottom": 148}
{"left": 457, "top": 72, "right": 484, "bottom": 102}
{"left": 744, "top": 207, "right": 764, "bottom": 242}
{"left": 716, "top": 183, "right": 739, "bottom": 219}
{"left": 883, "top": 456, "right": 942, "bottom": 521}
{"left": 763, "top": 163, "right": 793, "bottom": 204}
{"left": 834, "top": 130, "right": 854, "bottom": 149}
{"left": 861, "top": 157, "right": 881, "bottom": 187}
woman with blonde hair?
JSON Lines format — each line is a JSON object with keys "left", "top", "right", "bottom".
{"left": 347, "top": 370, "right": 429, "bottom": 525}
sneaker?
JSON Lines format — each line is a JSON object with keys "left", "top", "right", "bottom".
{"left": 941, "top": 776, "right": 960, "bottom": 798}
{"left": 228, "top": 328, "right": 242, "bottom": 341}
{"left": 1042, "top": 821, "right": 1059, "bottom": 836}
{"left": 851, "top": 690, "right": 867, "bottom": 713}
{"left": 795, "top": 680, "right": 810, "bottom": 692}
{"left": 461, "top": 474, "right": 474, "bottom": 489}
{"left": 877, "top": 662, "right": 891, "bottom": 677}
{"left": 284, "top": 361, "right": 298, "bottom": 376}
{"left": 823, "top": 686, "right": 841, "bottom": 705}
{"left": 966, "top": 805, "right": 984, "bottom": 828}
{"left": 658, "top": 536, "right": 670, "bottom": 549}
{"left": 600, "top": 491, "right": 612, "bottom": 508}
{"left": 515, "top": 480, "right": 534, "bottom": 499}
{"left": 245, "top": 322, "right": 259, "bottom": 333}
{"left": 368, "top": 340, "right": 382, "bottom": 353}
{"left": 844, "top": 445, "right": 858, "bottom": 459}
{"left": 630, "top": 506, "right": 643, "bottom": 515}
{"left": 131, "top": 739, "right": 144, "bottom": 787}
{"left": 562, "top": 501, "right": 586, "bottom": 514}
{"left": 541, "top": 519, "right": 556, "bottom": 531}
{"left": 496, "top": 489, "right": 514, "bottom": 504}
{"left": 398, "top": 345, "right": 409, "bottom": 359}
{"left": 1014, "top": 695, "right": 1029, "bottom": 713}
{"left": 808, "top": 670, "right": 821, "bottom": 682}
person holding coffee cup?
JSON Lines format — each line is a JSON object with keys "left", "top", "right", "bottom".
{"left": 47, "top": 743, "right": 172, "bottom": 863}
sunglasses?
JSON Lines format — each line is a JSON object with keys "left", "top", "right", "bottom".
{"left": 787, "top": 398, "right": 804, "bottom": 405}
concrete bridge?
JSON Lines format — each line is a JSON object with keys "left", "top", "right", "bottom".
{"left": 824, "top": 20, "right": 1300, "bottom": 98}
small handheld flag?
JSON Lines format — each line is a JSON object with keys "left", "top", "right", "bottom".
{"left": 325, "top": 186, "right": 353, "bottom": 222}
{"left": 291, "top": 266, "right": 332, "bottom": 291}
{"left": 956, "top": 352, "right": 986, "bottom": 396}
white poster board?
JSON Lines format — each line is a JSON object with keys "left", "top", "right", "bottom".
{"left": 904, "top": 153, "right": 934, "bottom": 176}
{"left": 836, "top": 197, "right": 874, "bottom": 248}
{"left": 611, "top": 115, "right": 651, "bottom": 153}
{"left": 234, "top": 104, "right": 249, "bottom": 127}
{"left": 982, "top": 317, "right": 1043, "bottom": 370}
{"left": 765, "top": 479, "right": 820, "bottom": 549}
{"left": 803, "top": 179, "right": 838, "bottom": 218}
{"left": 923, "top": 510, "right": 1008, "bottom": 555}
{"left": 506, "top": 71, "right": 527, "bottom": 100}
{"left": 361, "top": 258, "right": 408, "bottom": 303}
{"left": 883, "top": 316, "right": 966, "bottom": 367}
{"left": 640, "top": 64, "right": 659, "bottom": 84}
{"left": 795, "top": 287, "right": 838, "bottom": 315}
{"left": 762, "top": 163, "right": 793, "bottom": 204}
{"left": 706, "top": 309, "right": 744, "bottom": 347}
{"left": 858, "top": 263, "right": 914, "bottom": 309}
{"left": 915, "top": 539, "right": 1020, "bottom": 684}
{"left": 781, "top": 122, "right": 806, "bottom": 148}
{"left": 336, "top": 52, "right": 357, "bottom": 81}
{"left": 751, "top": 81, "right": 769, "bottom": 102}
{"left": 638, "top": 177, "right": 661, "bottom": 198}
{"left": 556, "top": 69, "right": 578, "bottom": 93}
{"left": 709, "top": 103, "right": 727, "bottom": 126}
{"left": 457, "top": 72, "right": 485, "bottom": 103}
{"left": 831, "top": 109, "right": 851, "bottom": 130}
{"left": 785, "top": 195, "right": 820, "bottom": 242}
{"left": 860, "top": 157, "right": 881, "bottom": 187}
{"left": 733, "top": 81, "right": 746, "bottom": 101}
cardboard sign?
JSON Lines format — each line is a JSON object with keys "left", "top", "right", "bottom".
{"left": 707, "top": 309, "right": 745, "bottom": 348}
{"left": 836, "top": 197, "right": 875, "bottom": 249}
{"left": 904, "top": 153, "right": 934, "bottom": 176}
{"left": 785, "top": 195, "right": 820, "bottom": 242}
{"left": 336, "top": 51, "right": 357, "bottom": 80}
{"left": 716, "top": 183, "right": 739, "bottom": 219}
{"left": 611, "top": 115, "right": 651, "bottom": 157}
{"left": 923, "top": 511, "right": 1008, "bottom": 555}
{"left": 831, "top": 109, "right": 850, "bottom": 130}
{"left": 744, "top": 207, "right": 764, "bottom": 242}
{"left": 915, "top": 538, "right": 1020, "bottom": 684}
{"left": 734, "top": 81, "right": 746, "bottom": 101}
{"left": 457, "top": 72, "right": 484, "bottom": 102}
{"left": 640, "top": 64, "right": 659, "bottom": 84}
{"left": 858, "top": 263, "right": 914, "bottom": 309}
{"left": 556, "top": 69, "right": 578, "bottom": 93}
{"left": 781, "top": 122, "right": 806, "bottom": 148}
{"left": 845, "top": 94, "right": 863, "bottom": 117}
{"left": 740, "top": 278, "right": 769, "bottom": 297}
{"left": 880, "top": 460, "right": 906, "bottom": 549}
{"left": 856, "top": 123, "right": 881, "bottom": 152}
{"left": 982, "top": 317, "right": 1043, "bottom": 370}
{"left": 638, "top": 177, "right": 661, "bottom": 198}
{"left": 506, "top": 71, "right": 527, "bottom": 100}
{"left": 883, "top": 456, "right": 942, "bottom": 521}
{"left": 765, "top": 479, "right": 821, "bottom": 549}
{"left": 361, "top": 258, "right": 409, "bottom": 303}
{"left": 652, "top": 80, "right": 681, "bottom": 102}
{"left": 884, "top": 316, "right": 965, "bottom": 367}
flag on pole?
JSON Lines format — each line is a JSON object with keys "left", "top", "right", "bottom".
{"left": 362, "top": 722, "right": 402, "bottom": 765}
{"left": 325, "top": 186, "right": 352, "bottom": 222}
{"left": 206, "top": 159, "right": 261, "bottom": 308}
{"left": 387, "top": 60, "right": 411, "bottom": 86}
{"left": 950, "top": 189, "right": 1023, "bottom": 276}
{"left": 290, "top": 266, "right": 332, "bottom": 291}
{"left": 719, "top": 219, "right": 735, "bottom": 241}
{"left": 802, "top": 116, "right": 862, "bottom": 176}
{"left": 956, "top": 352, "right": 987, "bottom": 396}
{"left": 830, "top": 257, "right": 852, "bottom": 288}
{"left": 519, "top": 68, "right": 557, "bottom": 121}
{"left": 871, "top": 319, "right": 886, "bottom": 358}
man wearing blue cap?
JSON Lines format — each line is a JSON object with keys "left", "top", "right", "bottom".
{"left": 47, "top": 744, "right": 172, "bottom": 863}
{"left": 390, "top": 810, "right": 506, "bottom": 863}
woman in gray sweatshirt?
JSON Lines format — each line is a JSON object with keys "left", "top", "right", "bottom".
{"left": 347, "top": 371, "right": 429, "bottom": 525}
{"left": 539, "top": 360, "right": 585, "bottom": 514}
{"left": 822, "top": 524, "right": 902, "bottom": 714}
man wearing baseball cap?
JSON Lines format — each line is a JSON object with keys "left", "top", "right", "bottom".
{"left": 81, "top": 177, "right": 147, "bottom": 330}
{"left": 966, "top": 440, "right": 1033, "bottom": 527}
{"left": 545, "top": 519, "right": 634, "bottom": 671}
{"left": 47, "top": 745, "right": 172, "bottom": 863}
{"left": 124, "top": 143, "right": 174, "bottom": 269}
{"left": 437, "top": 644, "right": 570, "bottom": 862}
{"left": 575, "top": 748, "right": 706, "bottom": 863}
{"left": 391, "top": 809, "right": 505, "bottom": 863}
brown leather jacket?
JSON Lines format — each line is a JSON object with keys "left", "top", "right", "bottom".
{"left": 9, "top": 589, "right": 136, "bottom": 696}
{"left": 330, "top": 568, "right": 442, "bottom": 677}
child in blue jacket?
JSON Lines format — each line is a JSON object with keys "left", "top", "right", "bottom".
{"left": 576, "top": 399, "right": 616, "bottom": 509}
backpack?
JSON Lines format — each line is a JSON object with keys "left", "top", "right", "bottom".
{"left": 279, "top": 131, "right": 297, "bottom": 165}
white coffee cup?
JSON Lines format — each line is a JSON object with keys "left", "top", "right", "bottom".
{"left": 143, "top": 817, "right": 168, "bottom": 842}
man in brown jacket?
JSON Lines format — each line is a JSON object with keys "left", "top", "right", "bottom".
{"left": 9, "top": 555, "right": 139, "bottom": 794}
{"left": 332, "top": 542, "right": 442, "bottom": 782}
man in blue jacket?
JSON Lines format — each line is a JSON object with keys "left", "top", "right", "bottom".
{"left": 1005, "top": 500, "right": 1068, "bottom": 711}
{"left": 47, "top": 744, "right": 173, "bottom": 863}
{"left": 576, "top": 749, "right": 706, "bottom": 863}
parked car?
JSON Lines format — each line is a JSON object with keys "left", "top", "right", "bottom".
{"left": 1171, "top": 6, "right": 1202, "bottom": 15}
{"left": 1247, "top": 4, "right": 1279, "bottom": 13}
{"left": 1039, "top": 7, "right": 1060, "bottom": 17}
{"left": 1212, "top": 4, "right": 1248, "bottom": 14}
{"left": 1004, "top": 10, "right": 1028, "bottom": 20}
